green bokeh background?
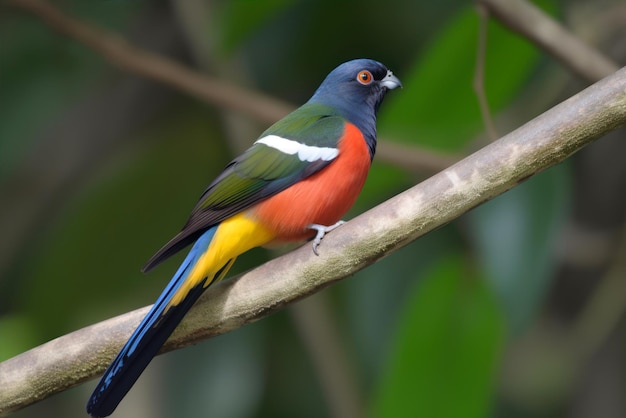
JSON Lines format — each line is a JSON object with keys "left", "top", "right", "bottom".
{"left": 2, "top": 1, "right": 626, "bottom": 417}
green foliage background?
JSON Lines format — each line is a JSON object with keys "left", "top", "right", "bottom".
{"left": 2, "top": 1, "right": 625, "bottom": 417}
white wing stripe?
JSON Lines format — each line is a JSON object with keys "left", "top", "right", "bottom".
{"left": 256, "top": 135, "right": 338, "bottom": 162}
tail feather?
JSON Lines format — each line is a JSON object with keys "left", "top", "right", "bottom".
{"left": 87, "top": 227, "right": 230, "bottom": 418}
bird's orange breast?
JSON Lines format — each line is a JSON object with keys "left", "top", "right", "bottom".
{"left": 250, "top": 123, "right": 371, "bottom": 241}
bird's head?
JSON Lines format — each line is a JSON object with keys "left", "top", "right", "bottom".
{"left": 309, "top": 58, "right": 401, "bottom": 115}
{"left": 308, "top": 59, "right": 401, "bottom": 156}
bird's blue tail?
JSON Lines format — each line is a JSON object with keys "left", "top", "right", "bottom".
{"left": 87, "top": 226, "right": 231, "bottom": 417}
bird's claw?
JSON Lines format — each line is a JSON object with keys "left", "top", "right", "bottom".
{"left": 307, "top": 221, "right": 346, "bottom": 255}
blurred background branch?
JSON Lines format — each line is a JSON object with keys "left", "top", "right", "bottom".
{"left": 7, "top": 0, "right": 453, "bottom": 172}
{"left": 473, "top": 3, "right": 499, "bottom": 141}
{"left": 478, "top": 0, "right": 619, "bottom": 81}
{"left": 6, "top": 0, "right": 294, "bottom": 125}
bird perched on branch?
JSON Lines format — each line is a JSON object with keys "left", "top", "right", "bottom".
{"left": 86, "top": 58, "right": 401, "bottom": 417}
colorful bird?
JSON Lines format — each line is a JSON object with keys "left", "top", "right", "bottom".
{"left": 86, "top": 58, "right": 401, "bottom": 417}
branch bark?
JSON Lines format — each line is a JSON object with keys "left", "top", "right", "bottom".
{"left": 1, "top": 62, "right": 625, "bottom": 415}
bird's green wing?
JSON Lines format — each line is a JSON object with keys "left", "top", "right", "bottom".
{"left": 143, "top": 103, "right": 346, "bottom": 271}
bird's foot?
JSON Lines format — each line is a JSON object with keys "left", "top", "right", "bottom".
{"left": 307, "top": 221, "right": 345, "bottom": 255}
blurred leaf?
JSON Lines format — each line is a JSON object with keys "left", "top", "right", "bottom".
{"left": 218, "top": 0, "right": 297, "bottom": 54}
{"left": 466, "top": 163, "right": 572, "bottom": 332}
{"left": 371, "top": 254, "right": 503, "bottom": 418}
{"left": 378, "top": 5, "right": 541, "bottom": 151}
{"left": 0, "top": 315, "right": 38, "bottom": 361}
{"left": 342, "top": 224, "right": 463, "bottom": 385}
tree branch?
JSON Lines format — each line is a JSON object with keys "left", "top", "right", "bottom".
{"left": 1, "top": 61, "right": 625, "bottom": 415}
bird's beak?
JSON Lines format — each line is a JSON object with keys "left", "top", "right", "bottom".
{"left": 381, "top": 70, "right": 402, "bottom": 90}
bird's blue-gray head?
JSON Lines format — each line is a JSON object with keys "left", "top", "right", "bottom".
{"left": 309, "top": 59, "right": 402, "bottom": 157}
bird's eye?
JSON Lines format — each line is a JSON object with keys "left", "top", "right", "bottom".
{"left": 356, "top": 70, "right": 373, "bottom": 85}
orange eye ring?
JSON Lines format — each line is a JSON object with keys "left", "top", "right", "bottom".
{"left": 356, "top": 70, "right": 373, "bottom": 85}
